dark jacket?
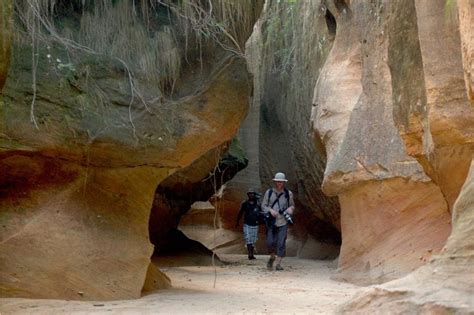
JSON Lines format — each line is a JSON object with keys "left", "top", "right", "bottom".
{"left": 236, "top": 200, "right": 261, "bottom": 226}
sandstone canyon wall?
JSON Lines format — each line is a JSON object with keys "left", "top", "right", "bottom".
{"left": 312, "top": 1, "right": 474, "bottom": 283}
{"left": 245, "top": 0, "right": 472, "bottom": 287}
{"left": 341, "top": 0, "right": 474, "bottom": 312}
{"left": 342, "top": 159, "right": 474, "bottom": 315}
{"left": 1, "top": 0, "right": 472, "bottom": 309}
{"left": 242, "top": 0, "right": 473, "bottom": 310}
{"left": 0, "top": 0, "right": 258, "bottom": 300}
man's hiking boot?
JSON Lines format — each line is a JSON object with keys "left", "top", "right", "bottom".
{"left": 275, "top": 264, "right": 284, "bottom": 271}
{"left": 267, "top": 257, "right": 275, "bottom": 270}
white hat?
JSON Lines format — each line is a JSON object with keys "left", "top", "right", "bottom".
{"left": 272, "top": 172, "right": 288, "bottom": 182}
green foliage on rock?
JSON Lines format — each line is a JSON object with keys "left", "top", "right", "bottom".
{"left": 223, "top": 138, "right": 248, "bottom": 167}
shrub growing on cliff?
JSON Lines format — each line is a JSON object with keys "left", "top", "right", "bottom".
{"left": 12, "top": 0, "right": 262, "bottom": 132}
{"left": 15, "top": 0, "right": 262, "bottom": 87}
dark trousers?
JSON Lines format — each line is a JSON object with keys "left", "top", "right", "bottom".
{"left": 266, "top": 224, "right": 288, "bottom": 257}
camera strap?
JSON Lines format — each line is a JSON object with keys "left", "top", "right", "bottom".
{"left": 267, "top": 189, "right": 288, "bottom": 210}
{"left": 266, "top": 189, "right": 284, "bottom": 209}
{"left": 272, "top": 193, "right": 284, "bottom": 209}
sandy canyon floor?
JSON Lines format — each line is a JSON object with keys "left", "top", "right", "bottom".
{"left": 0, "top": 255, "right": 360, "bottom": 314}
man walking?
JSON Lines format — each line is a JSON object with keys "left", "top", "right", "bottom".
{"left": 236, "top": 188, "right": 261, "bottom": 260}
{"left": 262, "top": 172, "right": 295, "bottom": 270}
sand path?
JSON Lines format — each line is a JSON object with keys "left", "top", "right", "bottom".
{"left": 0, "top": 255, "right": 360, "bottom": 314}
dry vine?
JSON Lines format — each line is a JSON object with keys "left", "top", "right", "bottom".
{"left": 18, "top": 0, "right": 150, "bottom": 139}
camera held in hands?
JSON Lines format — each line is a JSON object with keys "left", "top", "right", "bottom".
{"left": 279, "top": 209, "right": 294, "bottom": 225}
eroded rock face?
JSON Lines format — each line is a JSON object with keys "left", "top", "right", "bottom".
{"left": 337, "top": 179, "right": 450, "bottom": 284}
{"left": 340, "top": 0, "right": 474, "bottom": 312}
{"left": 457, "top": 0, "right": 473, "bottom": 103}
{"left": 0, "top": 154, "right": 169, "bottom": 300}
{"left": 0, "top": 2, "right": 252, "bottom": 300}
{"left": 310, "top": 0, "right": 464, "bottom": 284}
{"left": 341, "top": 159, "right": 474, "bottom": 313}
{"left": 0, "top": 58, "right": 248, "bottom": 300}
{"left": 410, "top": 0, "right": 473, "bottom": 210}
{"left": 1, "top": 51, "right": 249, "bottom": 169}
{"left": 149, "top": 139, "right": 248, "bottom": 255}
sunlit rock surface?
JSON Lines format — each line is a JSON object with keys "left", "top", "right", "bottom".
{"left": 341, "top": 159, "right": 474, "bottom": 313}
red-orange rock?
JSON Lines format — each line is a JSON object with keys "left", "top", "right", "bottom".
{"left": 0, "top": 153, "right": 169, "bottom": 300}
{"left": 340, "top": 0, "right": 474, "bottom": 312}
{"left": 0, "top": 35, "right": 249, "bottom": 302}
{"left": 149, "top": 140, "right": 247, "bottom": 255}
{"left": 341, "top": 158, "right": 474, "bottom": 313}
{"left": 336, "top": 178, "right": 450, "bottom": 284}
{"left": 309, "top": 0, "right": 454, "bottom": 284}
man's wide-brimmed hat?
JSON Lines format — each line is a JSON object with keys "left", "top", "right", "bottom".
{"left": 272, "top": 172, "right": 288, "bottom": 182}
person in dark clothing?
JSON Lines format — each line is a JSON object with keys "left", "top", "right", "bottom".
{"left": 235, "top": 188, "right": 261, "bottom": 260}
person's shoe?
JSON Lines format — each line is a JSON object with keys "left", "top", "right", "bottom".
{"left": 267, "top": 257, "right": 275, "bottom": 270}
{"left": 248, "top": 245, "right": 256, "bottom": 260}
{"left": 275, "top": 264, "right": 284, "bottom": 271}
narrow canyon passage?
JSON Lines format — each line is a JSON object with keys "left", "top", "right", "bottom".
{"left": 1, "top": 255, "right": 359, "bottom": 314}
{"left": 1, "top": 0, "right": 473, "bottom": 313}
